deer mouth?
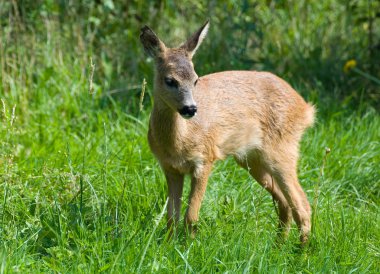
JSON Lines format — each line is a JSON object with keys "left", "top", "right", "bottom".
{"left": 180, "top": 113, "right": 197, "bottom": 119}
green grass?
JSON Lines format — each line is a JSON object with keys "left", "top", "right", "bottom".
{"left": 1, "top": 1, "right": 379, "bottom": 272}
{"left": 0, "top": 55, "right": 379, "bottom": 273}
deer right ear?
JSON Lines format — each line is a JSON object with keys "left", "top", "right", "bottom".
{"left": 140, "top": 25, "right": 166, "bottom": 58}
{"left": 181, "top": 20, "right": 209, "bottom": 58}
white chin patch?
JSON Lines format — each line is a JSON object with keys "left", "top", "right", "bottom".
{"left": 180, "top": 112, "right": 197, "bottom": 120}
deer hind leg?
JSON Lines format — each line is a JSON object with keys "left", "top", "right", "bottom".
{"left": 250, "top": 167, "right": 293, "bottom": 238}
{"left": 237, "top": 156, "right": 292, "bottom": 238}
{"left": 165, "top": 170, "right": 184, "bottom": 237}
{"left": 269, "top": 152, "right": 312, "bottom": 244}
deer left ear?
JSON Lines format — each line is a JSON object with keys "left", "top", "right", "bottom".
{"left": 140, "top": 25, "right": 166, "bottom": 59}
{"left": 181, "top": 20, "right": 209, "bottom": 58}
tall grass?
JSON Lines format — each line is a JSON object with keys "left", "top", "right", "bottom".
{"left": 0, "top": 0, "right": 379, "bottom": 272}
{"left": 0, "top": 49, "right": 379, "bottom": 271}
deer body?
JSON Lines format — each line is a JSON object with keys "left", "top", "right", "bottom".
{"left": 141, "top": 22, "right": 315, "bottom": 244}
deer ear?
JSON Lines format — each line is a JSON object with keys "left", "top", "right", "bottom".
{"left": 181, "top": 20, "right": 209, "bottom": 58}
{"left": 140, "top": 25, "right": 166, "bottom": 58}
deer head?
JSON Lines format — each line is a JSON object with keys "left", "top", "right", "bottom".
{"left": 140, "top": 21, "right": 209, "bottom": 119}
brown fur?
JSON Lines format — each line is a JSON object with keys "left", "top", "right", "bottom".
{"left": 140, "top": 21, "right": 315, "bottom": 244}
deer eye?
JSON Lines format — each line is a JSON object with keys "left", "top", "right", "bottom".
{"left": 164, "top": 77, "right": 178, "bottom": 88}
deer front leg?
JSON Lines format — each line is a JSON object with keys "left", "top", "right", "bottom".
{"left": 165, "top": 170, "right": 184, "bottom": 236}
{"left": 185, "top": 163, "right": 212, "bottom": 238}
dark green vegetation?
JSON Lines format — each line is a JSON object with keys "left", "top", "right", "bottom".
{"left": 1, "top": 1, "right": 379, "bottom": 273}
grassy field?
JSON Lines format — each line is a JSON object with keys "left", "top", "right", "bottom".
{"left": 1, "top": 1, "right": 380, "bottom": 273}
{"left": 1, "top": 56, "right": 379, "bottom": 272}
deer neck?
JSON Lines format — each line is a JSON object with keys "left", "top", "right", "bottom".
{"left": 150, "top": 95, "right": 188, "bottom": 147}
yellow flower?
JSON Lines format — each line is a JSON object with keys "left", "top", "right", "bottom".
{"left": 343, "top": 59, "right": 357, "bottom": 73}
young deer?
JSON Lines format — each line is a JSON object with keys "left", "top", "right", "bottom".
{"left": 140, "top": 21, "right": 315, "bottom": 244}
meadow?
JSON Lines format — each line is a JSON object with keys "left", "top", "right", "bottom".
{"left": 1, "top": 1, "right": 379, "bottom": 273}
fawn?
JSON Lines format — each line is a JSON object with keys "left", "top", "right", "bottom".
{"left": 140, "top": 21, "right": 315, "bottom": 244}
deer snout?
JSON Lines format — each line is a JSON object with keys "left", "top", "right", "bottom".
{"left": 178, "top": 105, "right": 197, "bottom": 119}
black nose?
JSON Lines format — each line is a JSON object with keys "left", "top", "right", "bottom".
{"left": 178, "top": 105, "right": 197, "bottom": 118}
